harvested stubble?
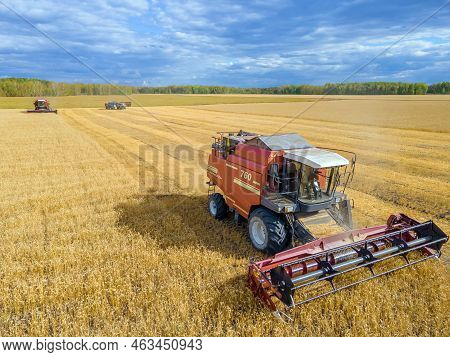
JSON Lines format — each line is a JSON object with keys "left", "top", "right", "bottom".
{"left": 0, "top": 96, "right": 449, "bottom": 336}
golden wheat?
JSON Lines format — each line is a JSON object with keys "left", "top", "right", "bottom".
{"left": 0, "top": 96, "right": 448, "bottom": 336}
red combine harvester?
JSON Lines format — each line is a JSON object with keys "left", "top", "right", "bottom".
{"left": 206, "top": 131, "right": 447, "bottom": 319}
{"left": 27, "top": 98, "right": 57, "bottom": 114}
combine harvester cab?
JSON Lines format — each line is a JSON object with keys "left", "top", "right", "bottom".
{"left": 248, "top": 213, "right": 447, "bottom": 319}
{"left": 207, "top": 130, "right": 357, "bottom": 252}
{"left": 206, "top": 131, "right": 447, "bottom": 319}
{"left": 27, "top": 98, "right": 57, "bottom": 114}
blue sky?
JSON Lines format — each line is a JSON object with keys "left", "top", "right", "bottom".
{"left": 0, "top": 0, "right": 448, "bottom": 86}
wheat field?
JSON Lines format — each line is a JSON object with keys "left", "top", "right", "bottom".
{"left": 0, "top": 94, "right": 318, "bottom": 109}
{"left": 0, "top": 96, "right": 449, "bottom": 336}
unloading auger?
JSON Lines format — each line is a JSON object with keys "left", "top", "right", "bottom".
{"left": 247, "top": 213, "right": 447, "bottom": 319}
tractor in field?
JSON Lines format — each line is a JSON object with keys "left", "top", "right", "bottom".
{"left": 27, "top": 98, "right": 57, "bottom": 114}
{"left": 206, "top": 131, "right": 447, "bottom": 318}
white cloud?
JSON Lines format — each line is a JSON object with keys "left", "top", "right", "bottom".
{"left": 0, "top": 0, "right": 153, "bottom": 54}
{"left": 0, "top": 0, "right": 448, "bottom": 85}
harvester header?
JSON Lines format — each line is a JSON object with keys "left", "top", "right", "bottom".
{"left": 248, "top": 213, "right": 447, "bottom": 319}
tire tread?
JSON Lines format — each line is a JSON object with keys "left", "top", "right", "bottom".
{"left": 249, "top": 208, "right": 288, "bottom": 254}
{"left": 208, "top": 193, "right": 228, "bottom": 220}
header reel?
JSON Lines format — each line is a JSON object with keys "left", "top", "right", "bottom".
{"left": 248, "top": 214, "right": 447, "bottom": 320}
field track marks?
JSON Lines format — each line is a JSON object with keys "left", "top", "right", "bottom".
{"left": 61, "top": 110, "right": 203, "bottom": 194}
{"left": 63, "top": 108, "right": 449, "bottom": 216}
{"left": 82, "top": 107, "right": 449, "bottom": 183}
{"left": 86, "top": 109, "right": 206, "bottom": 148}
{"left": 131, "top": 106, "right": 450, "bottom": 164}
{"left": 62, "top": 110, "right": 166, "bottom": 181}
{"left": 96, "top": 106, "right": 450, "bottom": 159}
{"left": 76, "top": 109, "right": 209, "bottom": 170}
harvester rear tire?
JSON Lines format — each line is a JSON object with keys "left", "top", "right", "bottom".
{"left": 248, "top": 208, "right": 288, "bottom": 254}
{"left": 208, "top": 193, "right": 228, "bottom": 220}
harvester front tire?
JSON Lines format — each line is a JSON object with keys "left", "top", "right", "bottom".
{"left": 208, "top": 193, "right": 228, "bottom": 220}
{"left": 248, "top": 208, "right": 288, "bottom": 254}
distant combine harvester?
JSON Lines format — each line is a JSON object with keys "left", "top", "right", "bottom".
{"left": 27, "top": 98, "right": 57, "bottom": 114}
{"left": 105, "top": 101, "right": 132, "bottom": 110}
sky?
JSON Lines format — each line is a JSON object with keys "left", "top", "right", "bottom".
{"left": 0, "top": 0, "right": 449, "bottom": 86}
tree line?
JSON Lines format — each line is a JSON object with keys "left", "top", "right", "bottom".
{"left": 427, "top": 82, "right": 450, "bottom": 94}
{"left": 0, "top": 77, "right": 448, "bottom": 97}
